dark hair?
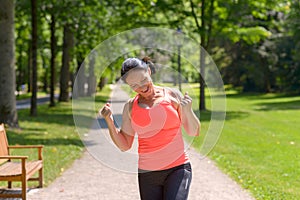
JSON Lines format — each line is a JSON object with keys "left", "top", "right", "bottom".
{"left": 121, "top": 57, "right": 156, "bottom": 80}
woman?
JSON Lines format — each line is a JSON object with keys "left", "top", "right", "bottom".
{"left": 100, "top": 57, "right": 200, "bottom": 200}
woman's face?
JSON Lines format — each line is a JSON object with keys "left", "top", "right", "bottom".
{"left": 125, "top": 68, "right": 154, "bottom": 97}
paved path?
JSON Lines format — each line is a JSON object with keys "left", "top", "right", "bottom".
{"left": 16, "top": 95, "right": 59, "bottom": 110}
{"left": 27, "top": 84, "right": 254, "bottom": 200}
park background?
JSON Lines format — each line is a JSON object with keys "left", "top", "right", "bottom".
{"left": 0, "top": 0, "right": 299, "bottom": 199}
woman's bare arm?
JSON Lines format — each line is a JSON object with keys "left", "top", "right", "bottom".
{"left": 168, "top": 88, "right": 200, "bottom": 136}
{"left": 179, "top": 92, "right": 200, "bottom": 136}
{"left": 100, "top": 101, "right": 135, "bottom": 151}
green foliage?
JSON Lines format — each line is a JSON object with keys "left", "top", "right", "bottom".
{"left": 282, "top": 0, "right": 300, "bottom": 92}
{"left": 14, "top": 0, "right": 300, "bottom": 95}
{"left": 216, "top": 0, "right": 299, "bottom": 93}
{"left": 226, "top": 26, "right": 272, "bottom": 44}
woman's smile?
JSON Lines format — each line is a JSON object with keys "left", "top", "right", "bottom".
{"left": 141, "top": 85, "right": 150, "bottom": 93}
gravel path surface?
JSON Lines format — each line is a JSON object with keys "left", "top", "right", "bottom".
{"left": 26, "top": 84, "right": 255, "bottom": 200}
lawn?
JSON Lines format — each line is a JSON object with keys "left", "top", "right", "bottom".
{"left": 190, "top": 86, "right": 300, "bottom": 200}
{"left": 3, "top": 85, "right": 111, "bottom": 187}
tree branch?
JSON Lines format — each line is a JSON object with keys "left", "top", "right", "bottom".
{"left": 189, "top": 0, "right": 201, "bottom": 32}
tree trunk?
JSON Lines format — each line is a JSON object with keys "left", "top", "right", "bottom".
{"left": 189, "top": 0, "right": 206, "bottom": 111}
{"left": 30, "top": 0, "right": 38, "bottom": 116}
{"left": 0, "top": 0, "right": 19, "bottom": 127}
{"left": 99, "top": 76, "right": 107, "bottom": 91}
{"left": 27, "top": 40, "right": 32, "bottom": 93}
{"left": 59, "top": 25, "right": 73, "bottom": 102}
{"left": 199, "top": 47, "right": 206, "bottom": 111}
{"left": 87, "top": 55, "right": 96, "bottom": 96}
{"left": 41, "top": 50, "right": 48, "bottom": 93}
{"left": 199, "top": 0, "right": 206, "bottom": 111}
{"left": 74, "top": 57, "right": 86, "bottom": 98}
{"left": 49, "top": 14, "right": 56, "bottom": 107}
{"left": 16, "top": 41, "right": 24, "bottom": 96}
{"left": 261, "top": 56, "right": 272, "bottom": 92}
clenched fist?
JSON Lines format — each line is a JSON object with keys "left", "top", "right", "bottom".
{"left": 100, "top": 103, "right": 113, "bottom": 121}
{"left": 180, "top": 92, "right": 193, "bottom": 112}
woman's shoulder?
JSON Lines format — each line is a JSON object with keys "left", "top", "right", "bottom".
{"left": 164, "top": 87, "right": 183, "bottom": 109}
{"left": 127, "top": 96, "right": 136, "bottom": 103}
{"left": 164, "top": 87, "right": 183, "bottom": 100}
{"left": 123, "top": 97, "right": 136, "bottom": 116}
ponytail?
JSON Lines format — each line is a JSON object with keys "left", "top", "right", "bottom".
{"left": 141, "top": 56, "right": 156, "bottom": 74}
{"left": 121, "top": 56, "right": 156, "bottom": 80}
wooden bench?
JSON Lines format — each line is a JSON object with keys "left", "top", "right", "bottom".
{"left": 0, "top": 123, "right": 43, "bottom": 200}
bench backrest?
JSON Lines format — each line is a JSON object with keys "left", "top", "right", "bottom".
{"left": 0, "top": 123, "right": 9, "bottom": 165}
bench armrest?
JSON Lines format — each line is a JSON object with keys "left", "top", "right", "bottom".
{"left": 0, "top": 156, "right": 28, "bottom": 160}
{"left": 8, "top": 145, "right": 43, "bottom": 160}
{"left": 0, "top": 156, "right": 28, "bottom": 176}
{"left": 8, "top": 145, "right": 44, "bottom": 149}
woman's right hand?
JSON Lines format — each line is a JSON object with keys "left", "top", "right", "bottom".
{"left": 100, "top": 103, "right": 113, "bottom": 121}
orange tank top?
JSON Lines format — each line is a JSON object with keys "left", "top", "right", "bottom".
{"left": 131, "top": 88, "right": 189, "bottom": 171}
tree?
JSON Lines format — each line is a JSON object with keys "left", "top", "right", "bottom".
{"left": 220, "top": 0, "right": 291, "bottom": 92}
{"left": 0, "top": 0, "right": 19, "bottom": 128}
{"left": 15, "top": 2, "right": 30, "bottom": 95}
{"left": 30, "top": 0, "right": 38, "bottom": 116}
{"left": 49, "top": 13, "right": 56, "bottom": 107}
{"left": 189, "top": 0, "right": 215, "bottom": 110}
{"left": 287, "top": 0, "right": 300, "bottom": 92}
{"left": 59, "top": 25, "right": 74, "bottom": 102}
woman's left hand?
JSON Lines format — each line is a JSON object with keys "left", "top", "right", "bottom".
{"left": 180, "top": 92, "right": 193, "bottom": 112}
{"left": 179, "top": 91, "right": 200, "bottom": 136}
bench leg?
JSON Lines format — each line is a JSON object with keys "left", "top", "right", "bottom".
{"left": 8, "top": 181, "right": 12, "bottom": 188}
{"left": 38, "top": 168, "right": 43, "bottom": 188}
{"left": 21, "top": 174, "right": 27, "bottom": 200}
{"left": 22, "top": 179, "right": 27, "bottom": 200}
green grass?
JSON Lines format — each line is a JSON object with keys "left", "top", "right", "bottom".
{"left": 190, "top": 86, "right": 300, "bottom": 200}
{"left": 3, "top": 86, "right": 111, "bottom": 187}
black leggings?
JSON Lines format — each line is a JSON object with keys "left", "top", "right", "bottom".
{"left": 138, "top": 163, "right": 192, "bottom": 200}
